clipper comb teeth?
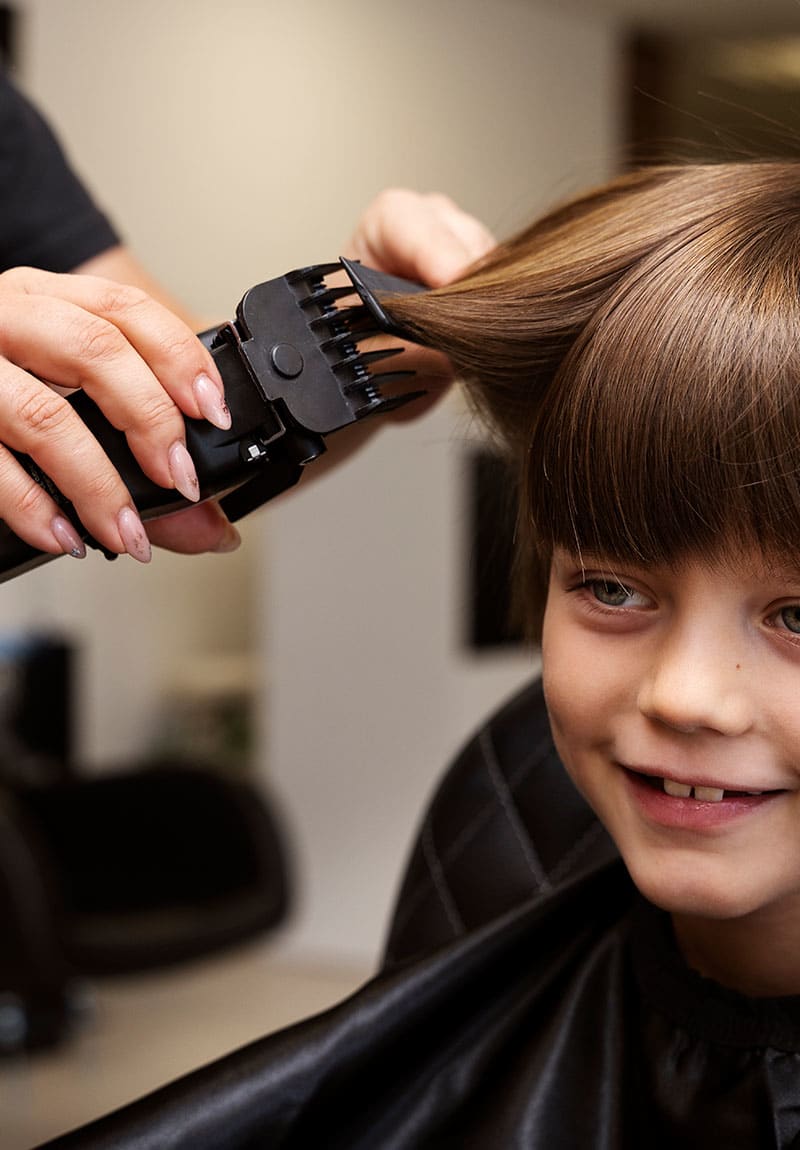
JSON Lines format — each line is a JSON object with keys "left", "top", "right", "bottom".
{"left": 284, "top": 261, "right": 425, "bottom": 419}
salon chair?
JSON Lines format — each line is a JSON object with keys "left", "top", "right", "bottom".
{"left": 13, "top": 761, "right": 291, "bottom": 975}
{"left": 0, "top": 761, "right": 290, "bottom": 1055}
{"left": 0, "top": 790, "right": 77, "bottom": 1053}
{"left": 0, "top": 634, "right": 291, "bottom": 1050}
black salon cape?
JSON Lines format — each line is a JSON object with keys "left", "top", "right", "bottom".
{"left": 39, "top": 680, "right": 800, "bottom": 1149}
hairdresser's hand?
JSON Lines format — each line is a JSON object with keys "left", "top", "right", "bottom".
{"left": 345, "top": 187, "right": 495, "bottom": 289}
{"left": 344, "top": 188, "right": 495, "bottom": 420}
{"left": 296, "top": 188, "right": 496, "bottom": 487}
{"left": 0, "top": 264, "right": 237, "bottom": 564}
{"left": 290, "top": 189, "right": 494, "bottom": 488}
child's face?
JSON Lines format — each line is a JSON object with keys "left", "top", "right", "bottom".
{"left": 542, "top": 546, "right": 800, "bottom": 928}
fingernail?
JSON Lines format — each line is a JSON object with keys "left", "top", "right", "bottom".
{"left": 193, "top": 373, "right": 231, "bottom": 431}
{"left": 117, "top": 506, "right": 152, "bottom": 564}
{"left": 212, "top": 522, "right": 242, "bottom": 553}
{"left": 168, "top": 440, "right": 200, "bottom": 503}
{"left": 51, "top": 515, "right": 86, "bottom": 559}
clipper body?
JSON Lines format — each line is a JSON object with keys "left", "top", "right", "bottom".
{"left": 0, "top": 259, "right": 423, "bottom": 582}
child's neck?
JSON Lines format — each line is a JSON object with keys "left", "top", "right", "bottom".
{"left": 672, "top": 906, "right": 800, "bottom": 997}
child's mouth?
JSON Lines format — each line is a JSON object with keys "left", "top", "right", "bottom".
{"left": 660, "top": 777, "right": 765, "bottom": 803}
{"left": 629, "top": 769, "right": 779, "bottom": 804}
{"left": 620, "top": 766, "right": 788, "bottom": 829}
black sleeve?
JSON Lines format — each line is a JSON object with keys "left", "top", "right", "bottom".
{"left": 0, "top": 70, "right": 120, "bottom": 273}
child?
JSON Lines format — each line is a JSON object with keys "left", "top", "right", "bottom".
{"left": 45, "top": 163, "right": 799, "bottom": 1148}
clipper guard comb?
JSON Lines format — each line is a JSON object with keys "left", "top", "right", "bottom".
{"left": 0, "top": 259, "right": 426, "bottom": 583}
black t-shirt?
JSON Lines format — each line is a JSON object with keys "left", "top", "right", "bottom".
{"left": 0, "top": 70, "right": 119, "bottom": 273}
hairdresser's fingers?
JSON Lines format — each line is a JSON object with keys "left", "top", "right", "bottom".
{"left": 345, "top": 188, "right": 495, "bottom": 288}
{"left": 0, "top": 290, "right": 213, "bottom": 519}
{"left": 0, "top": 267, "right": 225, "bottom": 421}
{"left": 414, "top": 192, "right": 498, "bottom": 283}
{"left": 145, "top": 501, "right": 242, "bottom": 555}
{"left": 0, "top": 267, "right": 229, "bottom": 474}
{"left": 0, "top": 268, "right": 219, "bottom": 559}
{"left": 0, "top": 292, "right": 192, "bottom": 510}
{"left": 0, "top": 355, "right": 153, "bottom": 559}
{"left": 0, "top": 436, "right": 86, "bottom": 559}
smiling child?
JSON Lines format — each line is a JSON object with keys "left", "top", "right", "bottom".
{"left": 379, "top": 161, "right": 800, "bottom": 1145}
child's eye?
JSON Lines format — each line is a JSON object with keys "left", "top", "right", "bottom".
{"left": 586, "top": 579, "right": 644, "bottom": 608}
{"left": 777, "top": 605, "right": 800, "bottom": 634}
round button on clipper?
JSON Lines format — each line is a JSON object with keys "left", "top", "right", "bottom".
{"left": 271, "top": 343, "right": 304, "bottom": 379}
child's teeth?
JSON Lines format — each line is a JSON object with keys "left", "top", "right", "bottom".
{"left": 693, "top": 786, "right": 725, "bottom": 803}
{"left": 662, "top": 778, "right": 725, "bottom": 802}
{"left": 663, "top": 778, "right": 692, "bottom": 798}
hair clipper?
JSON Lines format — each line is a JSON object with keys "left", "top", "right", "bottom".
{"left": 0, "top": 258, "right": 424, "bottom": 583}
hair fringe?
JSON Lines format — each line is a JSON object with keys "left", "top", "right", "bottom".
{"left": 383, "top": 161, "right": 800, "bottom": 638}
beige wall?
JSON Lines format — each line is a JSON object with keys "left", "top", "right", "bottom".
{"left": 7, "top": 0, "right": 621, "bottom": 962}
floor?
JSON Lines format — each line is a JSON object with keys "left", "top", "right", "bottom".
{"left": 0, "top": 938, "right": 369, "bottom": 1149}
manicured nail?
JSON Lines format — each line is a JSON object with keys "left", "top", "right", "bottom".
{"left": 51, "top": 515, "right": 86, "bottom": 559}
{"left": 168, "top": 440, "right": 200, "bottom": 502}
{"left": 212, "top": 522, "right": 242, "bottom": 553}
{"left": 117, "top": 506, "right": 151, "bottom": 564}
{"left": 193, "top": 373, "right": 231, "bottom": 430}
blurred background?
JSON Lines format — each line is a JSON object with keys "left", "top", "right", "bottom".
{"left": 1, "top": 0, "right": 799, "bottom": 1143}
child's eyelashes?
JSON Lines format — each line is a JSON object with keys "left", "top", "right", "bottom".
{"left": 572, "top": 577, "right": 653, "bottom": 612}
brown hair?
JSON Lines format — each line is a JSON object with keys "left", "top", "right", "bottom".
{"left": 383, "top": 163, "right": 800, "bottom": 637}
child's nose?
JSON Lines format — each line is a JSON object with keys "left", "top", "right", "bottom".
{"left": 636, "top": 628, "right": 753, "bottom": 737}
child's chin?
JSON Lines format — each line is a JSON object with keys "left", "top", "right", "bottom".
{"left": 627, "top": 860, "right": 762, "bottom": 922}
